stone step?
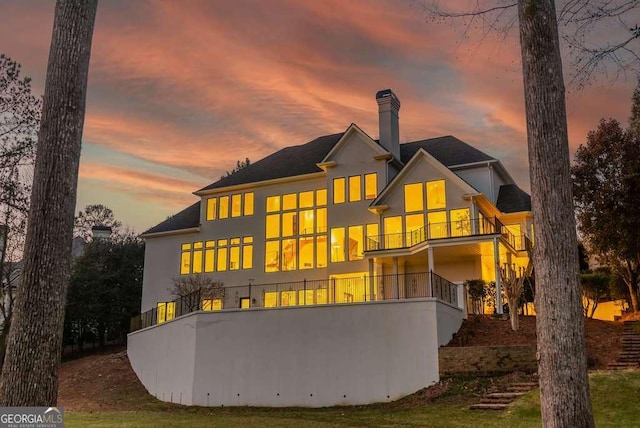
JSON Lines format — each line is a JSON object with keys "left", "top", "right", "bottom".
{"left": 481, "top": 398, "right": 512, "bottom": 404}
{"left": 485, "top": 392, "right": 526, "bottom": 399}
{"left": 510, "top": 382, "right": 538, "bottom": 388}
{"left": 469, "top": 403, "right": 509, "bottom": 411}
{"left": 506, "top": 386, "right": 536, "bottom": 392}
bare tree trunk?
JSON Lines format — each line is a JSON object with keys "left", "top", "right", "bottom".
{"left": 517, "top": 1, "right": 594, "bottom": 426}
{"left": 508, "top": 296, "right": 520, "bottom": 331}
{"left": 0, "top": 0, "right": 97, "bottom": 406}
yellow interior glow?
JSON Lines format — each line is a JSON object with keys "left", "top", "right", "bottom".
{"left": 206, "top": 197, "right": 217, "bottom": 221}
{"left": 316, "top": 189, "right": 327, "bottom": 206}
{"left": 231, "top": 194, "right": 242, "bottom": 217}
{"left": 348, "top": 225, "right": 364, "bottom": 260}
{"left": 364, "top": 173, "right": 377, "bottom": 200}
{"left": 330, "top": 227, "right": 345, "bottom": 262}
{"left": 281, "top": 238, "right": 297, "bottom": 271}
{"left": 266, "top": 214, "right": 280, "bottom": 239}
{"left": 383, "top": 216, "right": 403, "bottom": 248}
{"left": 266, "top": 195, "right": 280, "bottom": 213}
{"left": 333, "top": 177, "right": 346, "bottom": 204}
{"left": 299, "top": 191, "right": 314, "bottom": 208}
{"left": 219, "top": 196, "right": 229, "bottom": 219}
{"left": 217, "top": 247, "right": 227, "bottom": 271}
{"left": 426, "top": 180, "right": 446, "bottom": 210}
{"left": 244, "top": 192, "right": 254, "bottom": 216}
{"left": 282, "top": 212, "right": 297, "bottom": 237}
{"left": 242, "top": 244, "right": 253, "bottom": 269}
{"left": 299, "top": 237, "right": 314, "bottom": 269}
{"left": 265, "top": 241, "right": 280, "bottom": 272}
{"left": 229, "top": 246, "right": 240, "bottom": 270}
{"left": 427, "top": 211, "right": 448, "bottom": 239}
{"left": 299, "top": 210, "right": 314, "bottom": 235}
{"left": 450, "top": 208, "right": 471, "bottom": 237}
{"left": 282, "top": 193, "right": 297, "bottom": 210}
{"left": 316, "top": 235, "right": 327, "bottom": 268}
{"left": 349, "top": 175, "right": 362, "bottom": 202}
{"left": 404, "top": 183, "right": 424, "bottom": 212}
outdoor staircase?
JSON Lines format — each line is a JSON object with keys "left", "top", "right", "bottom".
{"left": 608, "top": 321, "right": 640, "bottom": 370}
{"left": 469, "top": 381, "right": 538, "bottom": 411}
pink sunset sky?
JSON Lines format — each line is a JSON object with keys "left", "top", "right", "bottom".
{"left": 1, "top": 0, "right": 637, "bottom": 233}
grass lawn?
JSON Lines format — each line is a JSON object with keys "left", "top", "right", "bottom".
{"left": 66, "top": 370, "right": 640, "bottom": 427}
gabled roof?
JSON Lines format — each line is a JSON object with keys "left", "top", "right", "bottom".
{"left": 147, "top": 132, "right": 506, "bottom": 234}
{"left": 143, "top": 202, "right": 201, "bottom": 236}
{"left": 496, "top": 184, "right": 531, "bottom": 213}
{"left": 198, "top": 133, "right": 344, "bottom": 193}
{"left": 400, "top": 136, "right": 495, "bottom": 166}
{"left": 370, "top": 148, "right": 479, "bottom": 209}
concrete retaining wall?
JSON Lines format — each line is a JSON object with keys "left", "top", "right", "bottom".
{"left": 128, "top": 299, "right": 463, "bottom": 407}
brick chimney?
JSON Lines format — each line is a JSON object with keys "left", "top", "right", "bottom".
{"left": 376, "top": 89, "right": 401, "bottom": 160}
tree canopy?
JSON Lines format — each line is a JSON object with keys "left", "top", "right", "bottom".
{"left": 572, "top": 87, "right": 640, "bottom": 312}
{"left": 74, "top": 204, "right": 123, "bottom": 241}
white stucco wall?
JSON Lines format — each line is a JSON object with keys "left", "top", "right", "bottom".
{"left": 128, "top": 299, "right": 463, "bottom": 407}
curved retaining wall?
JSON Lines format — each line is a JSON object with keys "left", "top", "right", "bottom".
{"left": 128, "top": 299, "right": 462, "bottom": 407}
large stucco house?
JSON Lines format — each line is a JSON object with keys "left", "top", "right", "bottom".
{"left": 128, "top": 89, "right": 533, "bottom": 407}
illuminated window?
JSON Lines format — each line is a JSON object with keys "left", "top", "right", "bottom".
{"left": 266, "top": 214, "right": 280, "bottom": 239}
{"left": 229, "top": 246, "right": 240, "bottom": 270}
{"left": 298, "top": 289, "right": 315, "bottom": 305}
{"left": 282, "top": 193, "right": 297, "bottom": 211}
{"left": 506, "top": 223, "right": 521, "bottom": 248}
{"left": 157, "top": 302, "right": 166, "bottom": 324}
{"left": 266, "top": 195, "right": 280, "bottom": 213}
{"left": 217, "top": 244, "right": 228, "bottom": 272}
{"left": 166, "top": 302, "right": 175, "bottom": 321}
{"left": 265, "top": 241, "right": 280, "bottom": 272}
{"left": 348, "top": 176, "right": 361, "bottom": 202}
{"left": 264, "top": 292, "right": 278, "bottom": 308}
{"left": 316, "top": 208, "right": 327, "bottom": 233}
{"left": 478, "top": 211, "right": 486, "bottom": 234}
{"left": 219, "top": 196, "right": 229, "bottom": 219}
{"left": 299, "top": 237, "right": 314, "bottom": 269}
{"left": 428, "top": 211, "right": 448, "bottom": 239}
{"left": 299, "top": 210, "right": 314, "bottom": 235}
{"left": 180, "top": 243, "right": 191, "bottom": 275}
{"left": 366, "top": 223, "right": 379, "bottom": 239}
{"left": 317, "top": 235, "right": 327, "bottom": 268}
{"left": 192, "top": 242, "right": 203, "bottom": 274}
{"left": 316, "top": 286, "right": 328, "bottom": 304}
{"left": 427, "top": 180, "right": 446, "bottom": 210}
{"left": 231, "top": 194, "right": 242, "bottom": 217}
{"left": 330, "top": 227, "right": 345, "bottom": 262}
{"left": 333, "top": 178, "right": 346, "bottom": 204}
{"left": 206, "top": 197, "right": 217, "bottom": 221}
{"left": 204, "top": 241, "right": 215, "bottom": 272}
{"left": 202, "top": 299, "right": 222, "bottom": 311}
{"left": 404, "top": 183, "right": 424, "bottom": 212}
{"left": 299, "top": 191, "right": 314, "bottom": 208}
{"left": 364, "top": 173, "right": 377, "bottom": 199}
{"left": 451, "top": 208, "right": 471, "bottom": 237}
{"left": 366, "top": 223, "right": 379, "bottom": 251}
{"left": 282, "top": 212, "right": 297, "bottom": 237}
{"left": 240, "top": 298, "right": 250, "bottom": 309}
{"left": 281, "top": 291, "right": 296, "bottom": 307}
{"left": 244, "top": 192, "right": 254, "bottom": 216}
{"left": 383, "top": 216, "right": 403, "bottom": 248}
{"left": 316, "top": 189, "right": 327, "bottom": 206}
{"left": 242, "top": 236, "right": 253, "bottom": 269}
{"left": 282, "top": 239, "right": 297, "bottom": 271}
{"left": 405, "top": 214, "right": 425, "bottom": 245}
{"left": 348, "top": 225, "right": 364, "bottom": 260}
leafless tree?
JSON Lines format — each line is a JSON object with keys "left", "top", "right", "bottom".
{"left": 499, "top": 260, "right": 532, "bottom": 331}
{"left": 0, "top": 0, "right": 98, "bottom": 406}
{"left": 170, "top": 275, "right": 226, "bottom": 312}
{"left": 423, "top": 0, "right": 640, "bottom": 88}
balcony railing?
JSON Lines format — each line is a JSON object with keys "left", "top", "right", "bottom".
{"left": 365, "top": 216, "right": 533, "bottom": 252}
{"left": 130, "top": 271, "right": 458, "bottom": 332}
{"left": 366, "top": 216, "right": 498, "bottom": 251}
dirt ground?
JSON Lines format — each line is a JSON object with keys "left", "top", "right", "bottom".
{"left": 446, "top": 315, "right": 623, "bottom": 369}
{"left": 57, "top": 315, "right": 627, "bottom": 412}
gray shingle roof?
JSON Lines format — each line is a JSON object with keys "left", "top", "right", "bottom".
{"left": 143, "top": 202, "right": 201, "bottom": 235}
{"left": 496, "top": 184, "right": 532, "bottom": 213}
{"left": 198, "top": 133, "right": 344, "bottom": 192}
{"left": 400, "top": 136, "right": 495, "bottom": 166}
{"left": 145, "top": 132, "right": 509, "bottom": 235}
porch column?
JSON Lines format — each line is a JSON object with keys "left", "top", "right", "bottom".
{"left": 427, "top": 246, "right": 434, "bottom": 297}
{"left": 493, "top": 237, "right": 503, "bottom": 314}
{"left": 392, "top": 257, "right": 399, "bottom": 299}
{"left": 368, "top": 258, "right": 375, "bottom": 301}
{"left": 471, "top": 200, "right": 479, "bottom": 235}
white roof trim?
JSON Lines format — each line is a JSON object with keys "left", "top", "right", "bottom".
{"left": 320, "top": 123, "right": 389, "bottom": 163}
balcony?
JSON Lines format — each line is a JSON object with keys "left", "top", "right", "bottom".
{"left": 130, "top": 271, "right": 459, "bottom": 332}
{"left": 366, "top": 216, "right": 531, "bottom": 252}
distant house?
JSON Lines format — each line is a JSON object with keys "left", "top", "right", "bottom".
{"left": 128, "top": 89, "right": 533, "bottom": 407}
